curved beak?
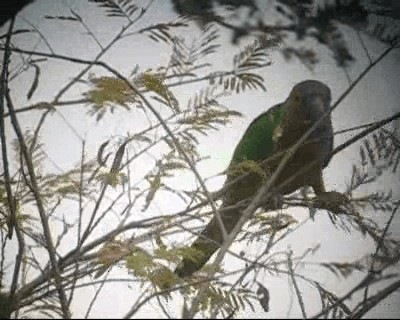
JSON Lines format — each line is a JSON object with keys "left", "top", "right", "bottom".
{"left": 304, "top": 95, "right": 329, "bottom": 124}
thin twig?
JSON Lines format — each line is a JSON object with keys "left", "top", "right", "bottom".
{"left": 84, "top": 271, "right": 109, "bottom": 319}
{"left": 1, "top": 17, "right": 27, "bottom": 316}
{"left": 68, "top": 140, "right": 87, "bottom": 307}
{"left": 3, "top": 23, "right": 71, "bottom": 320}
{"left": 351, "top": 279, "right": 400, "bottom": 318}
{"left": 362, "top": 202, "right": 400, "bottom": 308}
{"left": 288, "top": 250, "right": 307, "bottom": 319}
{"left": 0, "top": 11, "right": 16, "bottom": 240}
{"left": 357, "top": 30, "right": 372, "bottom": 64}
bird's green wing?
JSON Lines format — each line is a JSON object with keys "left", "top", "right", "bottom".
{"left": 229, "top": 103, "right": 287, "bottom": 168}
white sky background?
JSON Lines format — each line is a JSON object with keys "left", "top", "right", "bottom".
{"left": 2, "top": 0, "right": 400, "bottom": 318}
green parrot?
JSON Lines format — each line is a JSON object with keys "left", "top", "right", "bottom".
{"left": 175, "top": 80, "right": 340, "bottom": 278}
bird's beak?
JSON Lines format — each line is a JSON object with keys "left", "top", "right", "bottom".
{"left": 304, "top": 95, "right": 329, "bottom": 124}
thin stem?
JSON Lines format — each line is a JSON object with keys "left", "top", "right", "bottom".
{"left": 3, "top": 21, "right": 71, "bottom": 320}
{"left": 288, "top": 251, "right": 307, "bottom": 319}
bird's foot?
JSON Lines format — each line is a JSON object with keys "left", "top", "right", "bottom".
{"left": 314, "top": 191, "right": 351, "bottom": 214}
{"left": 300, "top": 186, "right": 317, "bottom": 220}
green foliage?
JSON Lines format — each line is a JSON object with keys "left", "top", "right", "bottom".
{"left": 85, "top": 76, "right": 136, "bottom": 121}
{"left": 86, "top": 76, "right": 132, "bottom": 107}
{"left": 126, "top": 246, "right": 155, "bottom": 277}
{"left": 198, "top": 282, "right": 257, "bottom": 318}
{"left": 123, "top": 241, "right": 181, "bottom": 289}
{"left": 97, "top": 240, "right": 132, "bottom": 267}
{"left": 154, "top": 245, "right": 181, "bottom": 264}
{"left": 95, "top": 235, "right": 237, "bottom": 290}
{"left": 174, "top": 246, "right": 210, "bottom": 265}
{"left": 141, "top": 72, "right": 179, "bottom": 112}
{"left": 0, "top": 197, "right": 25, "bottom": 235}
{"left": 178, "top": 107, "right": 242, "bottom": 132}
{"left": 227, "top": 159, "right": 267, "bottom": 181}
{"left": 12, "top": 131, "right": 46, "bottom": 176}
{"left": 180, "top": 86, "right": 243, "bottom": 134}
{"left": 143, "top": 171, "right": 162, "bottom": 211}
{"left": 38, "top": 160, "right": 97, "bottom": 202}
{"left": 8, "top": 132, "right": 98, "bottom": 210}
{"left": 210, "top": 35, "right": 276, "bottom": 93}
{"left": 141, "top": 147, "right": 194, "bottom": 211}
{"left": 148, "top": 266, "right": 178, "bottom": 289}
{"left": 96, "top": 170, "right": 127, "bottom": 188}
{"left": 96, "top": 240, "right": 176, "bottom": 288}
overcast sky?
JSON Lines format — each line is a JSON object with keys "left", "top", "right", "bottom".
{"left": 2, "top": 0, "right": 400, "bottom": 318}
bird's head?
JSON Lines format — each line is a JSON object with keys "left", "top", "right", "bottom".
{"left": 287, "top": 80, "right": 332, "bottom": 126}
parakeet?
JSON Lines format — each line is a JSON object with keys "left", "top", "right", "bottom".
{"left": 175, "top": 80, "right": 336, "bottom": 278}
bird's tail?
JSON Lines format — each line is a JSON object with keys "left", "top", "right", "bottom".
{"left": 174, "top": 205, "right": 241, "bottom": 278}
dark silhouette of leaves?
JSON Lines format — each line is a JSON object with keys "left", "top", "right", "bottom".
{"left": 0, "top": 0, "right": 34, "bottom": 27}
{"left": 170, "top": 0, "right": 400, "bottom": 66}
{"left": 256, "top": 282, "right": 270, "bottom": 312}
{"left": 89, "top": 0, "right": 140, "bottom": 19}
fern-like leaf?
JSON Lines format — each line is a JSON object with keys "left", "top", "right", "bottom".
{"left": 89, "top": 0, "right": 140, "bottom": 19}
